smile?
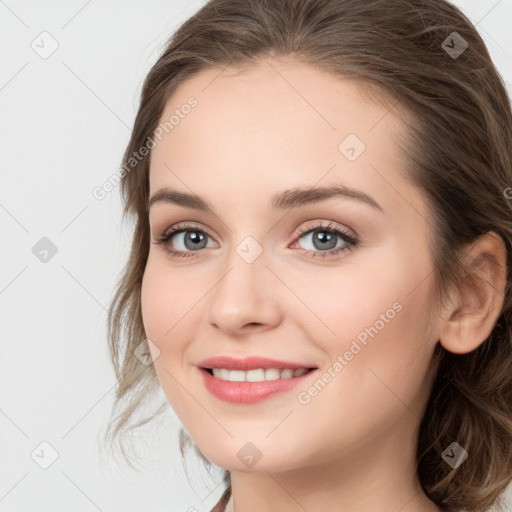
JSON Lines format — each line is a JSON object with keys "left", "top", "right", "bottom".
{"left": 208, "top": 367, "right": 312, "bottom": 382}
{"left": 197, "top": 356, "right": 319, "bottom": 403}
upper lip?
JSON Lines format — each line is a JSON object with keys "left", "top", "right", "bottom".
{"left": 197, "top": 356, "right": 317, "bottom": 371}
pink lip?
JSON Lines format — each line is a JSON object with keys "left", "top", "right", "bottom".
{"left": 197, "top": 356, "right": 316, "bottom": 371}
{"left": 197, "top": 356, "right": 318, "bottom": 404}
{"left": 200, "top": 368, "right": 315, "bottom": 404}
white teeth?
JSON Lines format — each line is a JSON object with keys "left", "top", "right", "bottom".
{"left": 247, "top": 369, "right": 265, "bottom": 382}
{"left": 228, "top": 370, "right": 245, "bottom": 382}
{"left": 211, "top": 367, "right": 311, "bottom": 382}
{"left": 216, "top": 368, "right": 230, "bottom": 380}
{"left": 280, "top": 369, "right": 294, "bottom": 379}
{"left": 264, "top": 368, "right": 281, "bottom": 381}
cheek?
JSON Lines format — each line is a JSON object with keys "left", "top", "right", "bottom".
{"left": 140, "top": 260, "right": 170, "bottom": 341}
{"left": 288, "top": 258, "right": 408, "bottom": 345}
{"left": 140, "top": 253, "right": 213, "bottom": 384}
{"left": 290, "top": 248, "right": 435, "bottom": 390}
{"left": 140, "top": 257, "right": 195, "bottom": 409}
{"left": 291, "top": 283, "right": 434, "bottom": 455}
{"left": 140, "top": 255, "right": 189, "bottom": 362}
{"left": 141, "top": 253, "right": 199, "bottom": 339}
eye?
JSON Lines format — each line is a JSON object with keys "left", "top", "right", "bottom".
{"left": 153, "top": 222, "right": 218, "bottom": 258}
{"left": 152, "top": 220, "right": 358, "bottom": 259}
{"left": 291, "top": 220, "right": 358, "bottom": 259}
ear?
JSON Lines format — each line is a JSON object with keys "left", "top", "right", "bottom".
{"left": 439, "top": 231, "right": 507, "bottom": 355}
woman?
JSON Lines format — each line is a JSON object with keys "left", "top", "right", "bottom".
{"left": 104, "top": 1, "right": 512, "bottom": 511}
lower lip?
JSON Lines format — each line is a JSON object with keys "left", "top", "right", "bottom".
{"left": 199, "top": 368, "right": 316, "bottom": 404}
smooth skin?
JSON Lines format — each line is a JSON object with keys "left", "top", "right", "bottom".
{"left": 141, "top": 58, "right": 507, "bottom": 512}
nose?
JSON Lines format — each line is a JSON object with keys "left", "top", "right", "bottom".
{"left": 206, "top": 250, "right": 283, "bottom": 336}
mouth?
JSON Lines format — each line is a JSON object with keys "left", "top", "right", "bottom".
{"left": 197, "top": 356, "right": 319, "bottom": 404}
{"left": 202, "top": 367, "right": 316, "bottom": 381}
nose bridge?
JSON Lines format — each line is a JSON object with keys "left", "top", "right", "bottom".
{"left": 213, "top": 236, "right": 268, "bottom": 306}
{"left": 218, "top": 224, "right": 268, "bottom": 283}
{"left": 206, "top": 233, "right": 281, "bottom": 333}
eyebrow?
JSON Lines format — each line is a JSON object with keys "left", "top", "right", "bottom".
{"left": 146, "top": 184, "right": 384, "bottom": 213}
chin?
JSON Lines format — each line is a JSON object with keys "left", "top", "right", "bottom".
{"left": 197, "top": 439, "right": 303, "bottom": 474}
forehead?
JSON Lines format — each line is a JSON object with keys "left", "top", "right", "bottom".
{"left": 154, "top": 59, "right": 401, "bottom": 148}
{"left": 148, "top": 58, "right": 416, "bottom": 215}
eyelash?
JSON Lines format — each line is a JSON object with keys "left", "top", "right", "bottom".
{"left": 153, "top": 221, "right": 359, "bottom": 260}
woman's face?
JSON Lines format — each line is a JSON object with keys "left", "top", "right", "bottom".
{"left": 141, "top": 58, "right": 441, "bottom": 474}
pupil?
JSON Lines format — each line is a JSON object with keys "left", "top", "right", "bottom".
{"left": 314, "top": 231, "right": 336, "bottom": 250}
{"left": 185, "top": 231, "right": 206, "bottom": 250}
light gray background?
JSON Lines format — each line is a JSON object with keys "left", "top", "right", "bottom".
{"left": 1, "top": 1, "right": 512, "bottom": 511}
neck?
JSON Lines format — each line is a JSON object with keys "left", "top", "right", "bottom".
{"left": 224, "top": 418, "right": 442, "bottom": 512}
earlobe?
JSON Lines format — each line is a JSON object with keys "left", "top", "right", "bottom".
{"left": 439, "top": 231, "right": 507, "bottom": 355}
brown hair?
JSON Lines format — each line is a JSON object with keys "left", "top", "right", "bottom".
{"left": 102, "top": 0, "right": 512, "bottom": 510}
